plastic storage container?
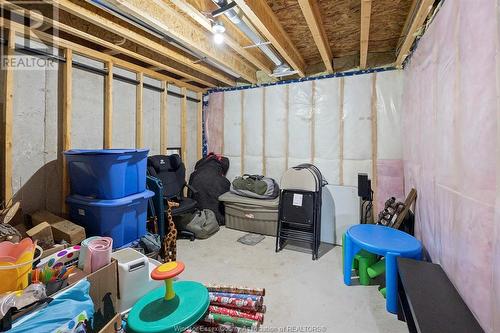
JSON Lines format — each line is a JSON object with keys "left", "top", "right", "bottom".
{"left": 111, "top": 248, "right": 162, "bottom": 313}
{"left": 64, "top": 149, "right": 149, "bottom": 199}
{"left": 66, "top": 190, "right": 154, "bottom": 248}
{"left": 218, "top": 192, "right": 279, "bottom": 236}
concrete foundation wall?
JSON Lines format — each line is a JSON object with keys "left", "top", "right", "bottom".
{"left": 7, "top": 51, "right": 200, "bottom": 215}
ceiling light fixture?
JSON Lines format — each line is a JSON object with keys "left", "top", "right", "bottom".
{"left": 212, "top": 21, "right": 226, "bottom": 45}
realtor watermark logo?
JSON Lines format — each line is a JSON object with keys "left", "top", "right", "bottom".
{"left": 1, "top": 0, "right": 60, "bottom": 70}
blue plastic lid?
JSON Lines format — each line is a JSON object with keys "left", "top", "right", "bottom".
{"left": 66, "top": 190, "right": 154, "bottom": 206}
{"left": 64, "top": 148, "right": 149, "bottom": 155}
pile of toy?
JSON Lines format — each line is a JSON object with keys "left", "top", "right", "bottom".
{"left": 187, "top": 285, "right": 266, "bottom": 332}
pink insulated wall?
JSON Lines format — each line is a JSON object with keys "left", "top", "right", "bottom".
{"left": 402, "top": 0, "right": 500, "bottom": 331}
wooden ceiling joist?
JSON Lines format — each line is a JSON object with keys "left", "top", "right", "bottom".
{"left": 233, "top": 0, "right": 306, "bottom": 77}
{"left": 103, "top": 0, "right": 257, "bottom": 83}
{"left": 169, "top": 0, "right": 274, "bottom": 76}
{"left": 298, "top": 0, "right": 333, "bottom": 73}
{"left": 0, "top": 17, "right": 206, "bottom": 93}
{"left": 396, "top": 0, "right": 434, "bottom": 67}
{"left": 48, "top": 0, "right": 236, "bottom": 86}
{"left": 360, "top": 0, "right": 372, "bottom": 69}
{"left": 1, "top": 0, "right": 211, "bottom": 89}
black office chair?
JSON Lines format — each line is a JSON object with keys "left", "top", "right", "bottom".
{"left": 147, "top": 154, "right": 197, "bottom": 240}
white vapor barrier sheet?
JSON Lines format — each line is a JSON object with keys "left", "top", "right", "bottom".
{"left": 143, "top": 88, "right": 161, "bottom": 155}
{"left": 72, "top": 67, "right": 104, "bottom": 149}
{"left": 223, "top": 90, "right": 242, "bottom": 182}
{"left": 288, "top": 81, "right": 313, "bottom": 167}
{"left": 186, "top": 100, "right": 198, "bottom": 176}
{"left": 12, "top": 55, "right": 61, "bottom": 213}
{"left": 167, "top": 91, "right": 181, "bottom": 148}
{"left": 112, "top": 79, "right": 136, "bottom": 148}
{"left": 376, "top": 71, "right": 403, "bottom": 159}
{"left": 242, "top": 88, "right": 264, "bottom": 175}
{"left": 342, "top": 74, "right": 372, "bottom": 186}
{"left": 314, "top": 79, "right": 340, "bottom": 184}
{"left": 264, "top": 85, "right": 287, "bottom": 182}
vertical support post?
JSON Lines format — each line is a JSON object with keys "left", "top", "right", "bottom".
{"left": 221, "top": 93, "right": 225, "bottom": 155}
{"left": 240, "top": 90, "right": 245, "bottom": 175}
{"left": 339, "top": 78, "right": 345, "bottom": 186}
{"left": 160, "top": 81, "right": 168, "bottom": 154}
{"left": 311, "top": 81, "right": 316, "bottom": 164}
{"left": 196, "top": 92, "right": 203, "bottom": 160}
{"left": 181, "top": 87, "right": 187, "bottom": 164}
{"left": 262, "top": 88, "right": 266, "bottom": 175}
{"left": 371, "top": 73, "right": 378, "bottom": 215}
{"left": 136, "top": 73, "right": 144, "bottom": 148}
{"left": 104, "top": 61, "right": 113, "bottom": 148}
{"left": 61, "top": 48, "right": 73, "bottom": 214}
{"left": 2, "top": 29, "right": 15, "bottom": 205}
{"left": 285, "top": 85, "right": 290, "bottom": 170}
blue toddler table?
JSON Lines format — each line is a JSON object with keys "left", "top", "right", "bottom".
{"left": 343, "top": 224, "right": 422, "bottom": 313}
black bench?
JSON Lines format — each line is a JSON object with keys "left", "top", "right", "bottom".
{"left": 397, "top": 257, "right": 484, "bottom": 333}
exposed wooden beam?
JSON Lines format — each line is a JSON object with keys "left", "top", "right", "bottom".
{"left": 48, "top": 0, "right": 236, "bottom": 86}
{"left": 103, "top": 49, "right": 121, "bottom": 56}
{"left": 61, "top": 48, "right": 72, "bottom": 214}
{"left": 104, "top": 0, "right": 257, "bottom": 83}
{"left": 160, "top": 81, "right": 167, "bottom": 154}
{"left": 197, "top": 92, "right": 203, "bottom": 160}
{"left": 396, "top": 0, "right": 434, "bottom": 67}
{"left": 1, "top": 0, "right": 212, "bottom": 89}
{"left": 233, "top": 0, "right": 306, "bottom": 77}
{"left": 2, "top": 28, "right": 14, "bottom": 204}
{"left": 136, "top": 73, "right": 144, "bottom": 148}
{"left": 169, "top": 0, "right": 273, "bottom": 76}
{"left": 104, "top": 61, "right": 113, "bottom": 148}
{"left": 181, "top": 88, "right": 187, "bottom": 165}
{"left": 0, "top": 15, "right": 205, "bottom": 92}
{"left": 298, "top": 0, "right": 333, "bottom": 72}
{"left": 360, "top": 0, "right": 372, "bottom": 69}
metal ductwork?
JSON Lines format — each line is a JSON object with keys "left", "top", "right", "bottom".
{"left": 212, "top": 0, "right": 293, "bottom": 75}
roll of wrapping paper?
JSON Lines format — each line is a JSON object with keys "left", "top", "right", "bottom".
{"left": 209, "top": 292, "right": 263, "bottom": 303}
{"left": 83, "top": 237, "right": 113, "bottom": 273}
{"left": 209, "top": 295, "right": 260, "bottom": 312}
{"left": 78, "top": 236, "right": 100, "bottom": 269}
{"left": 204, "top": 313, "right": 260, "bottom": 330}
{"left": 205, "top": 284, "right": 265, "bottom": 296}
{"left": 209, "top": 305, "right": 264, "bottom": 323}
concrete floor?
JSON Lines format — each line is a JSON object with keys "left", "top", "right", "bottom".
{"left": 177, "top": 227, "right": 407, "bottom": 333}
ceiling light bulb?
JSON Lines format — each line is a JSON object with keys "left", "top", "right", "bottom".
{"left": 214, "top": 33, "right": 224, "bottom": 44}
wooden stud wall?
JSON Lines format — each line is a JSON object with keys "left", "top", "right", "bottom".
{"left": 1, "top": 29, "right": 15, "bottom": 205}
{"left": 197, "top": 92, "right": 203, "bottom": 160}
{"left": 104, "top": 61, "right": 113, "bottom": 149}
{"left": 61, "top": 48, "right": 73, "bottom": 213}
{"left": 0, "top": 27, "right": 204, "bottom": 211}
{"left": 160, "top": 81, "right": 168, "bottom": 154}
{"left": 135, "top": 73, "right": 144, "bottom": 149}
{"left": 181, "top": 87, "right": 187, "bottom": 165}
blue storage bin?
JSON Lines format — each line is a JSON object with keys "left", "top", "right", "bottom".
{"left": 66, "top": 190, "right": 154, "bottom": 248}
{"left": 64, "top": 149, "right": 149, "bottom": 199}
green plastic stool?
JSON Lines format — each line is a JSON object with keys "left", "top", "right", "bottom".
{"left": 342, "top": 233, "right": 377, "bottom": 285}
{"left": 367, "top": 258, "right": 386, "bottom": 279}
{"left": 379, "top": 287, "right": 387, "bottom": 298}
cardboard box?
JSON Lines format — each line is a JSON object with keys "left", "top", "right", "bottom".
{"left": 51, "top": 220, "right": 86, "bottom": 245}
{"left": 67, "top": 259, "right": 119, "bottom": 332}
{"left": 26, "top": 222, "right": 54, "bottom": 249}
{"left": 31, "top": 210, "right": 86, "bottom": 245}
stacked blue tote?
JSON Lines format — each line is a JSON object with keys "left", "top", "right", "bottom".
{"left": 64, "top": 149, "right": 154, "bottom": 248}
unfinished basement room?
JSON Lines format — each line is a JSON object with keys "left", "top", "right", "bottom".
{"left": 0, "top": 0, "right": 497, "bottom": 332}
